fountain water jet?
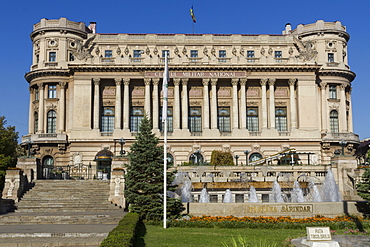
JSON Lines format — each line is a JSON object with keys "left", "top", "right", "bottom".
{"left": 199, "top": 188, "right": 210, "bottom": 203}
{"left": 322, "top": 169, "right": 341, "bottom": 202}
{"left": 248, "top": 186, "right": 258, "bottom": 203}
{"left": 271, "top": 181, "right": 284, "bottom": 203}
{"left": 181, "top": 179, "right": 193, "bottom": 203}
{"left": 291, "top": 181, "right": 305, "bottom": 203}
{"left": 309, "top": 181, "right": 322, "bottom": 202}
{"left": 223, "top": 189, "right": 232, "bottom": 203}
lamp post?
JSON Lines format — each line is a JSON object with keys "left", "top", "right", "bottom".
{"left": 243, "top": 150, "right": 249, "bottom": 166}
{"left": 118, "top": 138, "right": 126, "bottom": 156}
{"left": 339, "top": 139, "right": 347, "bottom": 156}
{"left": 234, "top": 155, "right": 239, "bottom": 166}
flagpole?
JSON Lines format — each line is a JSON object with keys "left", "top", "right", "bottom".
{"left": 163, "top": 53, "right": 168, "bottom": 229}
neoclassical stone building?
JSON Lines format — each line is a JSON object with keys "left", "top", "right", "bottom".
{"left": 23, "top": 18, "right": 358, "bottom": 179}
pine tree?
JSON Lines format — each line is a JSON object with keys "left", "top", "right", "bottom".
{"left": 357, "top": 168, "right": 370, "bottom": 202}
{"left": 124, "top": 116, "right": 183, "bottom": 220}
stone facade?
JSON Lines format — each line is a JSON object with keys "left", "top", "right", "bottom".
{"left": 23, "top": 18, "right": 358, "bottom": 181}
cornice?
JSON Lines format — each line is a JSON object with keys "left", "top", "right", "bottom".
{"left": 25, "top": 69, "right": 71, "bottom": 83}
{"left": 317, "top": 69, "right": 356, "bottom": 82}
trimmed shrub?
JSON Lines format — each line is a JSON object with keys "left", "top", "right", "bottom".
{"left": 100, "top": 212, "right": 140, "bottom": 247}
{"left": 210, "top": 150, "right": 235, "bottom": 167}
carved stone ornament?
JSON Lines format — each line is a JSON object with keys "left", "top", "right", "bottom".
{"left": 72, "top": 35, "right": 96, "bottom": 61}
{"left": 146, "top": 47, "right": 150, "bottom": 55}
{"left": 203, "top": 47, "right": 208, "bottom": 56}
{"left": 124, "top": 47, "right": 129, "bottom": 55}
{"left": 211, "top": 47, "right": 216, "bottom": 56}
{"left": 232, "top": 47, "right": 237, "bottom": 56}
{"left": 268, "top": 48, "right": 273, "bottom": 56}
{"left": 288, "top": 47, "right": 294, "bottom": 55}
{"left": 153, "top": 47, "right": 158, "bottom": 55}
{"left": 47, "top": 38, "right": 58, "bottom": 48}
{"left": 173, "top": 47, "right": 178, "bottom": 56}
{"left": 46, "top": 103, "right": 57, "bottom": 110}
{"left": 182, "top": 47, "right": 187, "bottom": 56}
{"left": 322, "top": 142, "right": 330, "bottom": 150}
{"left": 117, "top": 47, "right": 121, "bottom": 55}
{"left": 293, "top": 36, "right": 318, "bottom": 62}
{"left": 260, "top": 47, "right": 265, "bottom": 56}
{"left": 95, "top": 47, "right": 100, "bottom": 55}
{"left": 240, "top": 47, "right": 245, "bottom": 56}
{"left": 34, "top": 40, "right": 40, "bottom": 51}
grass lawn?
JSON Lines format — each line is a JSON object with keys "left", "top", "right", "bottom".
{"left": 136, "top": 224, "right": 305, "bottom": 247}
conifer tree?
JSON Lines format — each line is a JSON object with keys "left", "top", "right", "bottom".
{"left": 124, "top": 116, "right": 183, "bottom": 220}
{"left": 357, "top": 168, "right": 370, "bottom": 202}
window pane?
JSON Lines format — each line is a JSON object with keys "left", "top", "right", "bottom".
{"left": 130, "top": 106, "right": 144, "bottom": 132}
{"left": 218, "top": 107, "right": 230, "bottom": 132}
{"left": 190, "top": 50, "right": 198, "bottom": 58}
{"left": 133, "top": 50, "right": 142, "bottom": 58}
{"left": 47, "top": 110, "right": 56, "bottom": 133}
{"left": 49, "top": 52, "right": 56, "bottom": 62}
{"left": 160, "top": 106, "right": 173, "bottom": 132}
{"left": 189, "top": 107, "right": 202, "bottom": 132}
{"left": 162, "top": 50, "right": 170, "bottom": 57}
{"left": 275, "top": 51, "right": 282, "bottom": 58}
{"left": 101, "top": 107, "right": 115, "bottom": 132}
{"left": 48, "top": 85, "right": 57, "bottom": 98}
{"left": 247, "top": 50, "right": 254, "bottom": 58}
{"left": 105, "top": 50, "right": 112, "bottom": 58}
{"left": 219, "top": 50, "right": 226, "bottom": 58}
{"left": 275, "top": 107, "right": 287, "bottom": 132}
{"left": 330, "top": 110, "right": 339, "bottom": 133}
{"left": 247, "top": 107, "right": 259, "bottom": 132}
{"left": 328, "top": 53, "right": 334, "bottom": 62}
{"left": 329, "top": 85, "right": 337, "bottom": 99}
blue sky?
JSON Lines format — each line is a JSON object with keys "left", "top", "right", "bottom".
{"left": 1, "top": 0, "right": 369, "bottom": 141}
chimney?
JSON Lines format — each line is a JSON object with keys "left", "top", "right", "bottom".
{"left": 283, "top": 23, "right": 291, "bottom": 35}
{"left": 88, "top": 22, "right": 96, "bottom": 34}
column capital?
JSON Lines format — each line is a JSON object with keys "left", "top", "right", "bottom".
{"left": 239, "top": 78, "right": 247, "bottom": 86}
{"left": 211, "top": 78, "right": 218, "bottom": 86}
{"left": 340, "top": 82, "right": 349, "bottom": 90}
{"left": 93, "top": 78, "right": 101, "bottom": 85}
{"left": 260, "top": 78, "right": 268, "bottom": 86}
{"left": 144, "top": 78, "right": 152, "bottom": 86}
{"left": 268, "top": 78, "right": 276, "bottom": 86}
{"left": 114, "top": 78, "right": 122, "bottom": 85}
{"left": 231, "top": 78, "right": 239, "bottom": 86}
{"left": 37, "top": 82, "right": 44, "bottom": 89}
{"left": 202, "top": 78, "right": 210, "bottom": 86}
{"left": 59, "top": 81, "right": 67, "bottom": 89}
{"left": 288, "top": 78, "right": 296, "bottom": 87}
{"left": 173, "top": 78, "right": 181, "bottom": 86}
{"left": 319, "top": 82, "right": 327, "bottom": 89}
{"left": 152, "top": 78, "right": 160, "bottom": 85}
{"left": 123, "top": 78, "right": 130, "bottom": 86}
{"left": 181, "top": 78, "right": 189, "bottom": 86}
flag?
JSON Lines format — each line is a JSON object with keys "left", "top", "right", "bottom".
{"left": 162, "top": 53, "right": 169, "bottom": 122}
{"left": 190, "top": 6, "right": 196, "bottom": 23}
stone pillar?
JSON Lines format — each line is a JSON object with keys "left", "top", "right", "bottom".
{"left": 347, "top": 87, "right": 353, "bottom": 133}
{"left": 37, "top": 83, "right": 44, "bottom": 133}
{"left": 202, "top": 78, "right": 210, "bottom": 129}
{"left": 93, "top": 78, "right": 100, "bottom": 130}
{"left": 260, "top": 79, "right": 268, "bottom": 129}
{"left": 288, "top": 78, "right": 297, "bottom": 129}
{"left": 211, "top": 79, "right": 218, "bottom": 129}
{"left": 58, "top": 82, "right": 66, "bottom": 132}
{"left": 123, "top": 79, "right": 130, "bottom": 130}
{"left": 320, "top": 82, "right": 327, "bottom": 132}
{"left": 268, "top": 78, "right": 276, "bottom": 129}
{"left": 114, "top": 78, "right": 122, "bottom": 130}
{"left": 240, "top": 79, "right": 247, "bottom": 129}
{"left": 173, "top": 78, "right": 181, "bottom": 129}
{"left": 232, "top": 78, "right": 239, "bottom": 129}
{"left": 28, "top": 88, "right": 34, "bottom": 134}
{"left": 182, "top": 79, "right": 189, "bottom": 130}
{"left": 144, "top": 78, "right": 151, "bottom": 118}
{"left": 2, "top": 169, "right": 25, "bottom": 202}
{"left": 339, "top": 83, "right": 348, "bottom": 132}
{"left": 152, "top": 78, "right": 160, "bottom": 130}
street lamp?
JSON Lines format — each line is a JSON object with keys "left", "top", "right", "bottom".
{"left": 234, "top": 155, "right": 239, "bottom": 166}
{"left": 339, "top": 139, "right": 347, "bottom": 156}
{"left": 243, "top": 150, "right": 249, "bottom": 166}
{"left": 118, "top": 138, "right": 126, "bottom": 156}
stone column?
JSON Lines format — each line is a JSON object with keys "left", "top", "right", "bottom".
{"left": 202, "top": 78, "right": 210, "bottom": 129}
{"left": 28, "top": 88, "right": 34, "bottom": 134}
{"left": 173, "top": 78, "right": 181, "bottom": 129}
{"left": 152, "top": 78, "right": 160, "bottom": 130}
{"left": 182, "top": 79, "right": 189, "bottom": 130}
{"left": 123, "top": 79, "right": 130, "bottom": 130}
{"left": 93, "top": 78, "right": 101, "bottom": 130}
{"left": 339, "top": 83, "right": 348, "bottom": 132}
{"left": 240, "top": 79, "right": 247, "bottom": 129}
{"left": 211, "top": 79, "right": 218, "bottom": 129}
{"left": 288, "top": 78, "right": 297, "bottom": 129}
{"left": 114, "top": 78, "right": 122, "bottom": 130}
{"left": 144, "top": 78, "right": 151, "bottom": 118}
{"left": 347, "top": 87, "right": 353, "bottom": 133}
{"left": 260, "top": 79, "right": 268, "bottom": 129}
{"left": 38, "top": 83, "right": 44, "bottom": 133}
{"left": 268, "top": 78, "right": 276, "bottom": 129}
{"left": 232, "top": 78, "right": 239, "bottom": 129}
{"left": 58, "top": 82, "right": 66, "bottom": 132}
{"left": 320, "top": 82, "right": 327, "bottom": 132}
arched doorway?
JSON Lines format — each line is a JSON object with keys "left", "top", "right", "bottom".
{"left": 42, "top": 155, "right": 54, "bottom": 179}
{"left": 94, "top": 149, "right": 113, "bottom": 180}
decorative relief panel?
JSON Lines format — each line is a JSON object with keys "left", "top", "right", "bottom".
{"left": 132, "top": 100, "right": 144, "bottom": 106}
{"left": 218, "top": 101, "right": 230, "bottom": 106}
{"left": 189, "top": 101, "right": 201, "bottom": 106}
{"left": 132, "top": 87, "right": 145, "bottom": 97}
{"left": 217, "top": 87, "right": 231, "bottom": 97}
{"left": 275, "top": 101, "right": 287, "bottom": 106}
{"left": 160, "top": 88, "right": 174, "bottom": 97}
{"left": 189, "top": 87, "right": 203, "bottom": 97}
{"left": 103, "top": 99, "right": 114, "bottom": 106}
{"left": 103, "top": 86, "right": 116, "bottom": 97}
{"left": 275, "top": 87, "right": 288, "bottom": 97}
{"left": 247, "top": 87, "right": 260, "bottom": 97}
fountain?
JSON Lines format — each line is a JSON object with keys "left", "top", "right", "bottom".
{"left": 223, "top": 189, "right": 232, "bottom": 203}
{"left": 291, "top": 181, "right": 305, "bottom": 203}
{"left": 248, "top": 186, "right": 258, "bottom": 203}
{"left": 322, "top": 169, "right": 341, "bottom": 202}
{"left": 310, "top": 181, "right": 322, "bottom": 202}
{"left": 181, "top": 179, "right": 193, "bottom": 203}
{"left": 199, "top": 188, "right": 210, "bottom": 203}
{"left": 271, "top": 181, "right": 284, "bottom": 203}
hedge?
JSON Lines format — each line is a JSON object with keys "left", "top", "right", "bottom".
{"left": 100, "top": 212, "right": 140, "bottom": 247}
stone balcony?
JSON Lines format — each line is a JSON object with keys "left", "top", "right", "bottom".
{"left": 321, "top": 132, "right": 359, "bottom": 142}
{"left": 22, "top": 133, "right": 68, "bottom": 143}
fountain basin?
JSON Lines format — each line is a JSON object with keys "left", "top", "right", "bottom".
{"left": 191, "top": 181, "right": 308, "bottom": 190}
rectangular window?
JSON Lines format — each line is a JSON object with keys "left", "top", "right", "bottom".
{"left": 160, "top": 106, "right": 173, "bottom": 132}
{"left": 48, "top": 85, "right": 57, "bottom": 99}
{"left": 105, "top": 50, "right": 113, "bottom": 58}
{"left": 189, "top": 106, "right": 202, "bottom": 132}
{"left": 219, "top": 50, "right": 226, "bottom": 58}
{"left": 130, "top": 106, "right": 144, "bottom": 132}
{"left": 133, "top": 50, "right": 142, "bottom": 58}
{"left": 329, "top": 85, "right": 337, "bottom": 99}
{"left": 275, "top": 107, "right": 287, "bottom": 132}
{"left": 275, "top": 51, "right": 282, "bottom": 58}
{"left": 247, "top": 50, "right": 255, "bottom": 62}
{"left": 190, "top": 50, "right": 198, "bottom": 58}
{"left": 101, "top": 107, "right": 115, "bottom": 132}
{"left": 247, "top": 107, "right": 259, "bottom": 132}
{"left": 49, "top": 52, "right": 56, "bottom": 62}
{"left": 218, "top": 107, "right": 231, "bottom": 132}
{"left": 69, "top": 53, "right": 74, "bottom": 61}
{"left": 328, "top": 53, "right": 334, "bottom": 62}
{"left": 35, "top": 88, "right": 39, "bottom": 101}
{"left": 162, "top": 50, "right": 170, "bottom": 57}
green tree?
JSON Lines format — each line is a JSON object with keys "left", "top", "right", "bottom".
{"left": 357, "top": 168, "right": 370, "bottom": 202}
{"left": 124, "top": 116, "right": 183, "bottom": 220}
{"left": 0, "top": 116, "right": 19, "bottom": 191}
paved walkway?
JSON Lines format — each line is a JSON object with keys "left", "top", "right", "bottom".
{"left": 292, "top": 235, "right": 370, "bottom": 246}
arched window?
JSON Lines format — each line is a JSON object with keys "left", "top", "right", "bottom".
{"left": 247, "top": 107, "right": 259, "bottom": 132}
{"left": 101, "top": 107, "right": 115, "bottom": 132}
{"left": 189, "top": 107, "right": 202, "bottom": 132}
{"left": 218, "top": 107, "right": 231, "bottom": 132}
{"left": 275, "top": 107, "right": 287, "bottom": 132}
{"left": 130, "top": 106, "right": 144, "bottom": 132}
{"left": 249, "top": 153, "right": 263, "bottom": 163}
{"left": 34, "top": 112, "right": 38, "bottom": 133}
{"left": 47, "top": 110, "right": 56, "bottom": 133}
{"left": 43, "top": 155, "right": 54, "bottom": 169}
{"left": 330, "top": 110, "right": 339, "bottom": 133}
{"left": 189, "top": 151, "right": 203, "bottom": 165}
